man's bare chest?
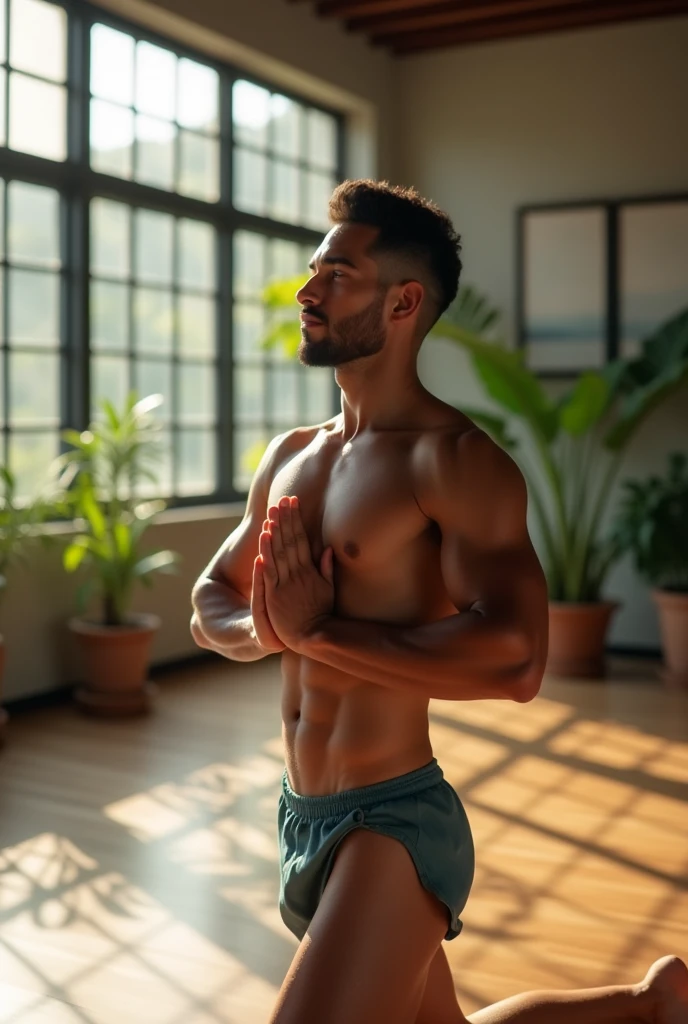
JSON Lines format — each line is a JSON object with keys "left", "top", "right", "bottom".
{"left": 266, "top": 434, "right": 429, "bottom": 575}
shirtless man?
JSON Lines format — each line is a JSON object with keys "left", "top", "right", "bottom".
{"left": 191, "top": 180, "right": 688, "bottom": 1024}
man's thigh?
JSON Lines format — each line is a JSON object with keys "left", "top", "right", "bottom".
{"left": 270, "top": 827, "right": 454, "bottom": 1024}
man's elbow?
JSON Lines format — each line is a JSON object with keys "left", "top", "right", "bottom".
{"left": 510, "top": 653, "right": 545, "bottom": 703}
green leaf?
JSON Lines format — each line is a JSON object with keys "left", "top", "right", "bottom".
{"left": 459, "top": 407, "right": 519, "bottom": 452}
{"left": 559, "top": 373, "right": 610, "bottom": 436}
{"left": 113, "top": 521, "right": 132, "bottom": 559}
{"left": 133, "top": 550, "right": 180, "bottom": 579}
{"left": 260, "top": 319, "right": 302, "bottom": 358}
{"left": 63, "top": 540, "right": 89, "bottom": 573}
{"left": 80, "top": 483, "right": 107, "bottom": 540}
{"left": 262, "top": 275, "right": 308, "bottom": 309}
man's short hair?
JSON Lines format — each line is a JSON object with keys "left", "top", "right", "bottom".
{"left": 328, "top": 179, "right": 462, "bottom": 324}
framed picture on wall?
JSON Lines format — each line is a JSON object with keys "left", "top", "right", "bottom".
{"left": 519, "top": 204, "right": 610, "bottom": 375}
{"left": 619, "top": 198, "right": 688, "bottom": 360}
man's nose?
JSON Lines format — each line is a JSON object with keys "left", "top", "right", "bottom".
{"left": 296, "top": 276, "right": 320, "bottom": 307}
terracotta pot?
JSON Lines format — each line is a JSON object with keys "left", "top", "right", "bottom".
{"left": 69, "top": 613, "right": 160, "bottom": 716}
{"left": 0, "top": 635, "right": 7, "bottom": 743}
{"left": 547, "top": 600, "right": 620, "bottom": 679}
{"left": 652, "top": 588, "right": 688, "bottom": 689}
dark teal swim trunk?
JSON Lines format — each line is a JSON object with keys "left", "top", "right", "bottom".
{"left": 277, "top": 758, "right": 475, "bottom": 942}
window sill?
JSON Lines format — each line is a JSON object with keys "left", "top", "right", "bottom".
{"left": 40, "top": 501, "right": 247, "bottom": 537}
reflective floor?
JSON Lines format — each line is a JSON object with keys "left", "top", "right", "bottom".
{"left": 1, "top": 655, "right": 686, "bottom": 1022}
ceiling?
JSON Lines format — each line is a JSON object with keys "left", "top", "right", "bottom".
{"left": 288, "top": 0, "right": 688, "bottom": 55}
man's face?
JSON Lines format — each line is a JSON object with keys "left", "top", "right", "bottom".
{"left": 295, "top": 223, "right": 388, "bottom": 368}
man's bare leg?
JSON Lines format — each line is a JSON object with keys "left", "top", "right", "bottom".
{"left": 415, "top": 945, "right": 688, "bottom": 1024}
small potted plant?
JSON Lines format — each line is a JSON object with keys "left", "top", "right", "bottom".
{"left": 53, "top": 392, "right": 180, "bottom": 716}
{"left": 0, "top": 467, "right": 50, "bottom": 738}
{"left": 612, "top": 452, "right": 688, "bottom": 688}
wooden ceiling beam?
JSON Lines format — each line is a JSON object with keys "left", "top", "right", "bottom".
{"left": 316, "top": 0, "right": 502, "bottom": 17}
{"left": 375, "top": 0, "right": 688, "bottom": 52}
{"left": 349, "top": 0, "right": 601, "bottom": 34}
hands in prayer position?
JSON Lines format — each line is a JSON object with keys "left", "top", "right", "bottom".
{"left": 251, "top": 495, "right": 334, "bottom": 654}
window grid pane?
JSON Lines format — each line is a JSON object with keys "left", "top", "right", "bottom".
{"left": 2, "top": 7, "right": 342, "bottom": 503}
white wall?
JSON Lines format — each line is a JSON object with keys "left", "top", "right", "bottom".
{"left": 398, "top": 16, "right": 688, "bottom": 649}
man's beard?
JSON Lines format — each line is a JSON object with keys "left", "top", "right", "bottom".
{"left": 298, "top": 290, "right": 386, "bottom": 368}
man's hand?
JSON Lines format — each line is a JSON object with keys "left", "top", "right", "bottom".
{"left": 251, "top": 535, "right": 287, "bottom": 654}
{"left": 260, "top": 495, "right": 334, "bottom": 652}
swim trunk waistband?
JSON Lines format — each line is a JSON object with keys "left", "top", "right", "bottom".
{"left": 280, "top": 758, "right": 444, "bottom": 821}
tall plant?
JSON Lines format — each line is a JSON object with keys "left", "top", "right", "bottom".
{"left": 52, "top": 392, "right": 180, "bottom": 626}
{"left": 0, "top": 467, "right": 51, "bottom": 610}
{"left": 432, "top": 303, "right": 688, "bottom": 601}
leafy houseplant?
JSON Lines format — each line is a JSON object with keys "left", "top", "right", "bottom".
{"left": 612, "top": 452, "right": 688, "bottom": 686}
{"left": 54, "top": 392, "right": 180, "bottom": 715}
{"left": 0, "top": 468, "right": 51, "bottom": 738}
{"left": 429, "top": 301, "right": 688, "bottom": 677}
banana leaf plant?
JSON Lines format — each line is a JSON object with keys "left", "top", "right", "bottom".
{"left": 51, "top": 392, "right": 180, "bottom": 626}
{"left": 433, "top": 302, "right": 688, "bottom": 602}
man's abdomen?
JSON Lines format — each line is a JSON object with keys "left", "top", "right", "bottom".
{"left": 280, "top": 650, "right": 433, "bottom": 796}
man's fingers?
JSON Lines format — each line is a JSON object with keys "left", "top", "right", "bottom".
{"left": 278, "top": 497, "right": 300, "bottom": 574}
{"left": 259, "top": 529, "right": 278, "bottom": 587}
{"left": 290, "top": 497, "right": 312, "bottom": 568}
{"left": 267, "top": 505, "right": 289, "bottom": 584}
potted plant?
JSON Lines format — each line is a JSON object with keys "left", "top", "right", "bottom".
{"left": 53, "top": 392, "right": 180, "bottom": 716}
{"left": 612, "top": 452, "right": 688, "bottom": 687}
{"left": 433, "top": 302, "right": 688, "bottom": 678}
{"left": 0, "top": 468, "right": 50, "bottom": 738}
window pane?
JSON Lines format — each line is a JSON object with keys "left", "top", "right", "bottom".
{"left": 271, "top": 94, "right": 301, "bottom": 160}
{"left": 233, "top": 304, "right": 264, "bottom": 359}
{"left": 234, "top": 148, "right": 267, "bottom": 216}
{"left": 233, "top": 232, "right": 265, "bottom": 299}
{"left": 133, "top": 288, "right": 173, "bottom": 354}
{"left": 178, "top": 362, "right": 215, "bottom": 424}
{"left": 270, "top": 160, "right": 300, "bottom": 224}
{"left": 305, "top": 368, "right": 334, "bottom": 423}
{"left": 178, "top": 220, "right": 215, "bottom": 291}
{"left": 233, "top": 364, "right": 264, "bottom": 424}
{"left": 7, "top": 181, "right": 60, "bottom": 267}
{"left": 91, "top": 281, "right": 128, "bottom": 351}
{"left": 179, "top": 294, "right": 215, "bottom": 357}
{"left": 134, "top": 427, "right": 172, "bottom": 497}
{"left": 8, "top": 269, "right": 59, "bottom": 346}
{"left": 178, "top": 131, "right": 219, "bottom": 203}
{"left": 90, "top": 100, "right": 134, "bottom": 178}
{"left": 270, "top": 366, "right": 299, "bottom": 424}
{"left": 135, "top": 115, "right": 175, "bottom": 191}
{"left": 307, "top": 108, "right": 337, "bottom": 170}
{"left": 90, "top": 25, "right": 134, "bottom": 106}
{"left": 233, "top": 80, "right": 269, "bottom": 150}
{"left": 0, "top": 69, "right": 6, "bottom": 147}
{"left": 9, "top": 432, "right": 60, "bottom": 499}
{"left": 0, "top": 0, "right": 5, "bottom": 63}
{"left": 178, "top": 60, "right": 218, "bottom": 133}
{"left": 0, "top": 180, "right": 4, "bottom": 263}
{"left": 9, "top": 73, "right": 66, "bottom": 160}
{"left": 270, "top": 238, "right": 302, "bottom": 280}
{"left": 10, "top": 351, "right": 59, "bottom": 424}
{"left": 91, "top": 199, "right": 130, "bottom": 279}
{"left": 91, "top": 355, "right": 129, "bottom": 413}
{"left": 135, "top": 210, "right": 173, "bottom": 284}
{"left": 305, "top": 170, "right": 334, "bottom": 231}
{"left": 135, "top": 360, "right": 173, "bottom": 421}
{"left": 233, "top": 428, "right": 268, "bottom": 492}
{"left": 10, "top": 0, "right": 66, "bottom": 82}
{"left": 178, "top": 429, "right": 215, "bottom": 496}
{"left": 135, "top": 41, "right": 176, "bottom": 120}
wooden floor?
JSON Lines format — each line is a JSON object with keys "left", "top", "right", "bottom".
{"left": 1, "top": 655, "right": 687, "bottom": 1023}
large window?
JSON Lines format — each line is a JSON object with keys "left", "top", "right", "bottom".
{"left": 0, "top": 0, "right": 342, "bottom": 502}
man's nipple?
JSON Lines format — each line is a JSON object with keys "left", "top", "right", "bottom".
{"left": 343, "top": 541, "right": 360, "bottom": 559}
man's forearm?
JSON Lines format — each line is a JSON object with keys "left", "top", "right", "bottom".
{"left": 191, "top": 580, "right": 270, "bottom": 662}
{"left": 299, "top": 611, "right": 539, "bottom": 702}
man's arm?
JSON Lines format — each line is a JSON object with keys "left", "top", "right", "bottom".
{"left": 191, "top": 430, "right": 300, "bottom": 661}
{"left": 297, "top": 429, "right": 549, "bottom": 702}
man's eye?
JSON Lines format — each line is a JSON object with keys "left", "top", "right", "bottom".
{"left": 332, "top": 270, "right": 343, "bottom": 279}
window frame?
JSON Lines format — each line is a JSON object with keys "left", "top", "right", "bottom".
{"left": 0, "top": 0, "right": 344, "bottom": 504}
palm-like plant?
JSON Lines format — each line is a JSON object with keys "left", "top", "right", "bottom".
{"left": 52, "top": 392, "right": 180, "bottom": 626}
{"left": 0, "top": 467, "right": 50, "bottom": 609}
{"left": 433, "top": 302, "right": 688, "bottom": 601}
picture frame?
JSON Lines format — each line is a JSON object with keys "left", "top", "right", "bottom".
{"left": 517, "top": 193, "right": 688, "bottom": 377}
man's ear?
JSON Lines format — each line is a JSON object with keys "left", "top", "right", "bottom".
{"left": 389, "top": 280, "right": 424, "bottom": 322}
